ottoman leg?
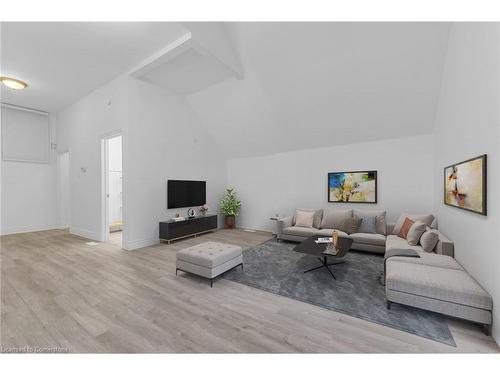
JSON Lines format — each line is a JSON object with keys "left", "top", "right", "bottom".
{"left": 175, "top": 268, "right": 178, "bottom": 275}
{"left": 210, "top": 278, "right": 213, "bottom": 288}
{"left": 386, "top": 300, "right": 392, "bottom": 310}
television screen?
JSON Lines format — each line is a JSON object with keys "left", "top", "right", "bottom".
{"left": 167, "top": 180, "right": 206, "bottom": 209}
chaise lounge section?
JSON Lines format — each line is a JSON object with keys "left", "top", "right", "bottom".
{"left": 385, "top": 234, "right": 493, "bottom": 334}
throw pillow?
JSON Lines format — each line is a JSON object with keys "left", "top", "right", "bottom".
{"left": 342, "top": 217, "right": 363, "bottom": 234}
{"left": 392, "top": 214, "right": 435, "bottom": 235}
{"left": 357, "top": 216, "right": 377, "bottom": 234}
{"left": 294, "top": 210, "right": 315, "bottom": 228}
{"left": 320, "top": 209, "right": 352, "bottom": 229}
{"left": 406, "top": 221, "right": 427, "bottom": 246}
{"left": 293, "top": 208, "right": 323, "bottom": 228}
{"left": 420, "top": 229, "right": 440, "bottom": 252}
{"left": 353, "top": 209, "right": 387, "bottom": 235}
{"left": 398, "top": 217, "right": 414, "bottom": 239}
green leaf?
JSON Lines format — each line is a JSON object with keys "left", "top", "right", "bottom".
{"left": 219, "top": 187, "right": 241, "bottom": 216}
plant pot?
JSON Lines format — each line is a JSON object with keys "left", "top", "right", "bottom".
{"left": 225, "top": 215, "right": 236, "bottom": 229}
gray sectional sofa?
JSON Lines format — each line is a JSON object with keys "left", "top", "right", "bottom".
{"left": 277, "top": 209, "right": 453, "bottom": 255}
{"left": 277, "top": 208, "right": 389, "bottom": 253}
{"left": 277, "top": 208, "right": 493, "bottom": 333}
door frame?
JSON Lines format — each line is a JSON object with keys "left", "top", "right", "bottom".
{"left": 100, "top": 131, "right": 122, "bottom": 242}
{"left": 57, "top": 150, "right": 70, "bottom": 229}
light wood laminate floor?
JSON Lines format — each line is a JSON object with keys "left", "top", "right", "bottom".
{"left": 1, "top": 229, "right": 498, "bottom": 353}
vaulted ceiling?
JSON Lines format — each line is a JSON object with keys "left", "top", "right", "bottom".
{"left": 1, "top": 22, "right": 451, "bottom": 158}
{"left": 186, "top": 23, "right": 451, "bottom": 157}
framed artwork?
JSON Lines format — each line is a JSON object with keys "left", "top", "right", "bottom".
{"left": 444, "top": 154, "right": 487, "bottom": 215}
{"left": 328, "top": 171, "right": 377, "bottom": 203}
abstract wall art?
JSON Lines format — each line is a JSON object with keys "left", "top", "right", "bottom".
{"left": 328, "top": 171, "right": 377, "bottom": 203}
{"left": 444, "top": 154, "right": 487, "bottom": 215}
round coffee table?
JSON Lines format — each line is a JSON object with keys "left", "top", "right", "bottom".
{"left": 293, "top": 235, "right": 353, "bottom": 280}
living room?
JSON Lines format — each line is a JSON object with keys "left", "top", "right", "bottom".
{"left": 1, "top": 1, "right": 499, "bottom": 373}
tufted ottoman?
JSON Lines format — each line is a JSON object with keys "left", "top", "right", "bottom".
{"left": 176, "top": 242, "right": 243, "bottom": 287}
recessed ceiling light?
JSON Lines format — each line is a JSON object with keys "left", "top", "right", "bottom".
{"left": 0, "top": 76, "right": 28, "bottom": 90}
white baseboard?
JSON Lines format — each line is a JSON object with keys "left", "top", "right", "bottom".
{"left": 1, "top": 223, "right": 58, "bottom": 235}
{"left": 122, "top": 236, "right": 159, "bottom": 251}
{"left": 70, "top": 227, "right": 101, "bottom": 242}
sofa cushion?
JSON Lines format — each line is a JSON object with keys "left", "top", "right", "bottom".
{"left": 386, "top": 262, "right": 492, "bottom": 310}
{"left": 358, "top": 216, "right": 377, "bottom": 234}
{"left": 353, "top": 209, "right": 387, "bottom": 235}
{"left": 420, "top": 229, "right": 440, "bottom": 252}
{"left": 295, "top": 210, "right": 315, "bottom": 228}
{"left": 393, "top": 214, "right": 435, "bottom": 235}
{"left": 407, "top": 221, "right": 427, "bottom": 245}
{"left": 386, "top": 234, "right": 424, "bottom": 253}
{"left": 349, "top": 232, "right": 386, "bottom": 247}
{"left": 320, "top": 209, "right": 352, "bottom": 229}
{"left": 398, "top": 217, "right": 415, "bottom": 239}
{"left": 386, "top": 251, "right": 464, "bottom": 271}
{"left": 283, "top": 226, "right": 320, "bottom": 237}
{"left": 342, "top": 217, "right": 362, "bottom": 234}
{"left": 316, "top": 229, "right": 349, "bottom": 237}
{"left": 293, "top": 208, "right": 323, "bottom": 229}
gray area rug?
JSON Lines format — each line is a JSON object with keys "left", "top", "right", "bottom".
{"left": 221, "top": 239, "right": 455, "bottom": 346}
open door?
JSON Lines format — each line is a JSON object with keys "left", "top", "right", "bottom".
{"left": 101, "top": 134, "right": 122, "bottom": 245}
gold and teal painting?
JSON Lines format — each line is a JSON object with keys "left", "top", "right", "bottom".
{"left": 444, "top": 155, "right": 487, "bottom": 215}
{"left": 328, "top": 171, "right": 377, "bottom": 203}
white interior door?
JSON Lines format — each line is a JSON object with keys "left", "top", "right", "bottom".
{"left": 101, "top": 133, "right": 122, "bottom": 241}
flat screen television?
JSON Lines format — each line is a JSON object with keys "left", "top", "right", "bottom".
{"left": 167, "top": 180, "right": 206, "bottom": 209}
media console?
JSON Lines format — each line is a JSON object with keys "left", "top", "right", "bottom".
{"left": 159, "top": 214, "right": 218, "bottom": 244}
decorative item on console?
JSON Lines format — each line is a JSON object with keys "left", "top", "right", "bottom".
{"left": 199, "top": 204, "right": 209, "bottom": 216}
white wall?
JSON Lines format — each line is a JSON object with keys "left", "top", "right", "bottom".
{"left": 57, "top": 76, "right": 129, "bottom": 240}
{"left": 1, "top": 112, "right": 58, "bottom": 234}
{"left": 123, "top": 78, "right": 227, "bottom": 250}
{"left": 433, "top": 23, "right": 500, "bottom": 342}
{"left": 228, "top": 135, "right": 435, "bottom": 231}
{"left": 56, "top": 75, "right": 227, "bottom": 249}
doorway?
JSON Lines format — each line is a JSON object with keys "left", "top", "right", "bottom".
{"left": 58, "top": 151, "right": 70, "bottom": 229}
{"left": 101, "top": 134, "right": 123, "bottom": 245}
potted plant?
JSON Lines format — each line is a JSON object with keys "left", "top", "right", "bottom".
{"left": 219, "top": 188, "right": 241, "bottom": 229}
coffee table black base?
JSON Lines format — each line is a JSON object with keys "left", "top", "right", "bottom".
{"left": 303, "top": 256, "right": 345, "bottom": 280}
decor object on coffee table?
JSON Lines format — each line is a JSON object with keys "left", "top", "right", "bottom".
{"left": 176, "top": 242, "right": 243, "bottom": 287}
{"left": 219, "top": 188, "right": 241, "bottom": 228}
{"left": 328, "top": 171, "right": 377, "bottom": 203}
{"left": 444, "top": 154, "right": 487, "bottom": 215}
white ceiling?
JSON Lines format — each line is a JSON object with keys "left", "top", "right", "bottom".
{"left": 187, "top": 23, "right": 451, "bottom": 158}
{"left": 1, "top": 22, "right": 187, "bottom": 112}
{"left": 130, "top": 24, "right": 243, "bottom": 95}
{"left": 1, "top": 22, "right": 451, "bottom": 158}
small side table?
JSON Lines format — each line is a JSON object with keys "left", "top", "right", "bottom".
{"left": 269, "top": 216, "right": 282, "bottom": 237}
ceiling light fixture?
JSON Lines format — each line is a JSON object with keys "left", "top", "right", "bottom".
{"left": 0, "top": 76, "right": 28, "bottom": 90}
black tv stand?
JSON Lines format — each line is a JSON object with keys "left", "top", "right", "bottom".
{"left": 159, "top": 215, "right": 218, "bottom": 244}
